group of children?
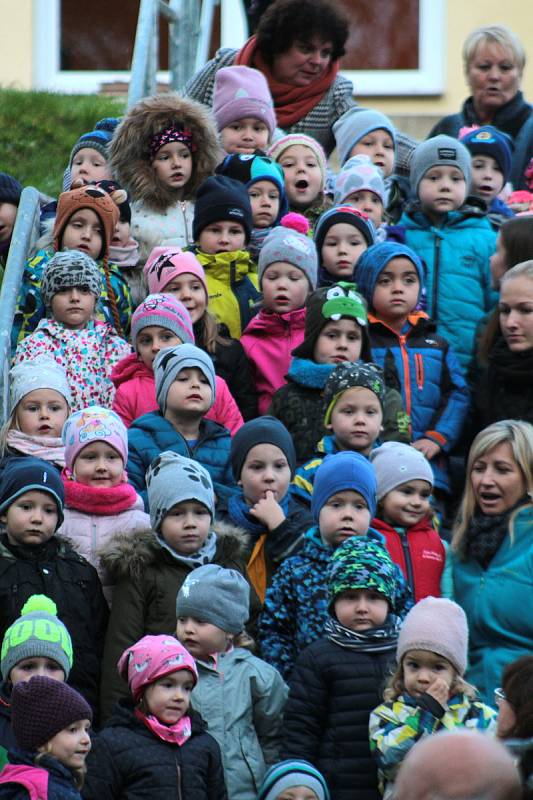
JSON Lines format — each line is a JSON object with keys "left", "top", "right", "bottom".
{"left": 0, "top": 50, "right": 529, "bottom": 800}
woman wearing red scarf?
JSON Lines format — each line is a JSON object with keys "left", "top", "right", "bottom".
{"left": 185, "top": 0, "right": 353, "bottom": 157}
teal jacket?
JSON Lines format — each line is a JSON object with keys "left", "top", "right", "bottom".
{"left": 451, "top": 504, "right": 533, "bottom": 704}
{"left": 192, "top": 648, "right": 287, "bottom": 800}
{"left": 399, "top": 205, "right": 497, "bottom": 376}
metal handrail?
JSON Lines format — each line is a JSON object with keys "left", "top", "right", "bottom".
{"left": 0, "top": 187, "right": 41, "bottom": 424}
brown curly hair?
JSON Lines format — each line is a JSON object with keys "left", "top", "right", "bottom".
{"left": 501, "top": 656, "right": 533, "bottom": 739}
{"left": 255, "top": 0, "right": 349, "bottom": 67}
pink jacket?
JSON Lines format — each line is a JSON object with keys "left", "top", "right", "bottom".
{"left": 241, "top": 306, "right": 306, "bottom": 414}
{"left": 0, "top": 765, "right": 49, "bottom": 800}
{"left": 111, "top": 353, "right": 244, "bottom": 434}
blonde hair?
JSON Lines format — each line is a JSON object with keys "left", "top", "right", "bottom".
{"left": 35, "top": 743, "right": 86, "bottom": 789}
{"left": 383, "top": 656, "right": 477, "bottom": 703}
{"left": 500, "top": 259, "right": 533, "bottom": 289}
{"left": 463, "top": 25, "right": 526, "bottom": 75}
{"left": 452, "top": 420, "right": 533, "bottom": 557}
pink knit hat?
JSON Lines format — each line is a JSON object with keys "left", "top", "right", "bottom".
{"left": 144, "top": 246, "right": 208, "bottom": 297}
{"left": 62, "top": 406, "right": 128, "bottom": 471}
{"left": 397, "top": 597, "right": 469, "bottom": 676}
{"left": 130, "top": 293, "right": 195, "bottom": 349}
{"left": 213, "top": 66, "right": 276, "bottom": 135}
{"left": 118, "top": 635, "right": 198, "bottom": 702}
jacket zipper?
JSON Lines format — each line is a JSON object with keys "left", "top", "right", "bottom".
{"left": 399, "top": 529, "right": 415, "bottom": 595}
{"left": 175, "top": 758, "right": 183, "bottom": 800}
{"left": 180, "top": 201, "right": 190, "bottom": 245}
{"left": 432, "top": 233, "right": 442, "bottom": 319}
{"left": 414, "top": 353, "right": 424, "bottom": 391}
{"left": 398, "top": 334, "right": 412, "bottom": 417}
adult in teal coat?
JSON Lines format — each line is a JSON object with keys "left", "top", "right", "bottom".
{"left": 450, "top": 419, "right": 533, "bottom": 705}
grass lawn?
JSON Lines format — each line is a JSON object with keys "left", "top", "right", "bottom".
{"left": 0, "top": 88, "right": 126, "bottom": 198}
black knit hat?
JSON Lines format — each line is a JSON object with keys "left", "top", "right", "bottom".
{"left": 292, "top": 283, "right": 371, "bottom": 361}
{"left": 193, "top": 175, "right": 253, "bottom": 243}
{"left": 11, "top": 675, "right": 92, "bottom": 751}
{"left": 314, "top": 205, "right": 376, "bottom": 256}
{"left": 0, "top": 457, "right": 64, "bottom": 529}
{"left": 0, "top": 172, "right": 23, "bottom": 206}
{"left": 230, "top": 416, "right": 297, "bottom": 479}
{"left": 95, "top": 179, "right": 131, "bottom": 223}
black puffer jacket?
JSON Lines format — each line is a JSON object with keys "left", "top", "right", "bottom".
{"left": 0, "top": 534, "right": 108, "bottom": 718}
{"left": 281, "top": 637, "right": 394, "bottom": 800}
{"left": 83, "top": 700, "right": 227, "bottom": 800}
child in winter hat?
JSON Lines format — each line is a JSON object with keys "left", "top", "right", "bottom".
{"left": 0, "top": 172, "right": 22, "bottom": 268}
{"left": 268, "top": 134, "right": 329, "bottom": 226}
{"left": 370, "top": 441, "right": 445, "bottom": 602}
{"left": 222, "top": 416, "right": 311, "bottom": 602}
{"left": 333, "top": 107, "right": 396, "bottom": 173}
{"left": 59, "top": 406, "right": 149, "bottom": 594}
{"left": 14, "top": 250, "right": 131, "bottom": 412}
{"left": 409, "top": 134, "right": 472, "bottom": 198}
{"left": 86, "top": 634, "right": 226, "bottom": 800}
{"left": 370, "top": 596, "right": 497, "bottom": 796}
{"left": 213, "top": 65, "right": 276, "bottom": 154}
{"left": 257, "top": 760, "right": 330, "bottom": 800}
{"left": 334, "top": 155, "right": 387, "bottom": 231}
{"left": 192, "top": 174, "right": 260, "bottom": 338}
{"left": 143, "top": 246, "right": 256, "bottom": 422}
{"left": 175, "top": 564, "right": 287, "bottom": 800}
{"left": 67, "top": 118, "right": 117, "bottom": 187}
{"left": 459, "top": 125, "right": 515, "bottom": 228}
{"left": 241, "top": 214, "right": 317, "bottom": 413}
{"left": 314, "top": 204, "right": 375, "bottom": 286}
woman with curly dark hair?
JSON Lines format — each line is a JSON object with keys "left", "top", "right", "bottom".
{"left": 185, "top": 0, "right": 353, "bottom": 156}
{"left": 496, "top": 656, "right": 533, "bottom": 794}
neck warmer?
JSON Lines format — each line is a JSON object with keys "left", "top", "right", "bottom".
{"left": 6, "top": 430, "right": 65, "bottom": 467}
{"left": 235, "top": 36, "right": 340, "bottom": 128}
{"left": 324, "top": 612, "right": 400, "bottom": 653}
{"left": 489, "top": 336, "right": 533, "bottom": 383}
{"left": 464, "top": 496, "right": 529, "bottom": 569}
{"left": 108, "top": 240, "right": 140, "bottom": 268}
{"left": 61, "top": 470, "right": 138, "bottom": 514}
{"left": 134, "top": 708, "right": 192, "bottom": 746}
{"left": 248, "top": 226, "right": 273, "bottom": 261}
{"left": 288, "top": 357, "right": 338, "bottom": 389}
{"left": 156, "top": 528, "right": 218, "bottom": 569}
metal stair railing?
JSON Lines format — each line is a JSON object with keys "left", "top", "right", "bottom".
{"left": 0, "top": 186, "right": 41, "bottom": 424}
{"left": 128, "top": 0, "right": 218, "bottom": 109}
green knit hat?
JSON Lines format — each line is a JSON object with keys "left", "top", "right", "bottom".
{"left": 328, "top": 536, "right": 399, "bottom": 611}
{"left": 1, "top": 595, "right": 73, "bottom": 680}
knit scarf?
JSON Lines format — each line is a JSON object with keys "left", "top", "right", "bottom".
{"left": 234, "top": 36, "right": 340, "bottom": 128}
{"left": 6, "top": 430, "right": 65, "bottom": 467}
{"left": 464, "top": 496, "right": 528, "bottom": 569}
{"left": 489, "top": 337, "right": 533, "bottom": 383}
{"left": 156, "top": 529, "right": 218, "bottom": 569}
{"left": 248, "top": 226, "right": 273, "bottom": 261}
{"left": 227, "top": 491, "right": 289, "bottom": 537}
{"left": 61, "top": 471, "right": 139, "bottom": 514}
{"left": 134, "top": 708, "right": 192, "bottom": 746}
{"left": 324, "top": 613, "right": 400, "bottom": 653}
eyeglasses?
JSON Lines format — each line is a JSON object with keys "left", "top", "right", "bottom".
{"left": 494, "top": 687, "right": 506, "bottom": 705}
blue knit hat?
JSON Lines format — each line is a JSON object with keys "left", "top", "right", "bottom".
{"left": 257, "top": 760, "right": 330, "bottom": 800}
{"left": 311, "top": 451, "right": 377, "bottom": 522}
{"left": 0, "top": 457, "right": 64, "bottom": 529}
{"left": 459, "top": 125, "right": 513, "bottom": 184}
{"left": 69, "top": 118, "right": 119, "bottom": 167}
{"left": 355, "top": 242, "right": 425, "bottom": 307}
{"left": 215, "top": 153, "right": 289, "bottom": 224}
{"left": 230, "top": 416, "right": 296, "bottom": 480}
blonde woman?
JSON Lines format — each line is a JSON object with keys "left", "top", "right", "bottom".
{"left": 451, "top": 419, "right": 533, "bottom": 704}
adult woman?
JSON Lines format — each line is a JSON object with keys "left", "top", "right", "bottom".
{"left": 185, "top": 0, "right": 353, "bottom": 157}
{"left": 496, "top": 656, "right": 533, "bottom": 790}
{"left": 473, "top": 261, "right": 533, "bottom": 430}
{"left": 451, "top": 419, "right": 533, "bottom": 705}
{"left": 430, "top": 26, "right": 533, "bottom": 189}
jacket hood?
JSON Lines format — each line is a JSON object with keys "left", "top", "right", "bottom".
{"left": 99, "top": 522, "right": 250, "bottom": 581}
{"left": 401, "top": 200, "right": 491, "bottom": 230}
{"left": 111, "top": 352, "right": 153, "bottom": 387}
{"left": 129, "top": 411, "right": 227, "bottom": 440}
{"left": 110, "top": 94, "right": 221, "bottom": 209}
{"left": 194, "top": 248, "right": 256, "bottom": 281}
{"left": 243, "top": 306, "right": 306, "bottom": 336}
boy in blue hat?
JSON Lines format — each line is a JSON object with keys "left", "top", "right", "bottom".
{"left": 259, "top": 451, "right": 412, "bottom": 679}
{"left": 460, "top": 125, "right": 515, "bottom": 229}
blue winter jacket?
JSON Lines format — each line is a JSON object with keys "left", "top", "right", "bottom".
{"left": 259, "top": 526, "right": 413, "bottom": 681}
{"left": 127, "top": 411, "right": 237, "bottom": 510}
{"left": 368, "top": 312, "right": 469, "bottom": 492}
{"left": 451, "top": 503, "right": 533, "bottom": 705}
{"left": 399, "top": 205, "right": 497, "bottom": 375}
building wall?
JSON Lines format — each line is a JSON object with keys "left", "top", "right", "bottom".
{"left": 0, "top": 0, "right": 32, "bottom": 89}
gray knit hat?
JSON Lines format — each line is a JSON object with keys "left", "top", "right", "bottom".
{"left": 10, "top": 358, "right": 72, "bottom": 413}
{"left": 410, "top": 134, "right": 472, "bottom": 194}
{"left": 153, "top": 343, "right": 216, "bottom": 415}
{"left": 258, "top": 218, "right": 318, "bottom": 289}
{"left": 1, "top": 595, "right": 73, "bottom": 680}
{"left": 146, "top": 451, "right": 215, "bottom": 530}
{"left": 333, "top": 107, "right": 396, "bottom": 167}
{"left": 397, "top": 596, "right": 468, "bottom": 676}
{"left": 370, "top": 442, "right": 434, "bottom": 500}
{"left": 176, "top": 564, "right": 250, "bottom": 634}
{"left": 41, "top": 251, "right": 102, "bottom": 307}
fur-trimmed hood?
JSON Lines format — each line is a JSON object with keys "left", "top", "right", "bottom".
{"left": 110, "top": 93, "right": 221, "bottom": 210}
{"left": 99, "top": 521, "right": 250, "bottom": 581}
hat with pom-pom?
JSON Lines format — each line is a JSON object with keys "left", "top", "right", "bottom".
{"left": 144, "top": 247, "right": 208, "bottom": 297}
{"left": 1, "top": 595, "right": 73, "bottom": 680}
{"left": 258, "top": 213, "right": 317, "bottom": 288}
{"left": 69, "top": 118, "right": 119, "bottom": 167}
